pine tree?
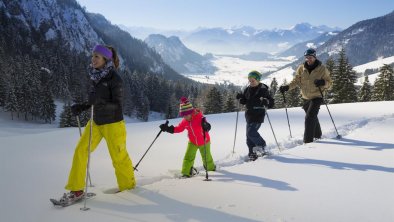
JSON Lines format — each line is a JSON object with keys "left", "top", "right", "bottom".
{"left": 136, "top": 94, "right": 150, "bottom": 121}
{"left": 330, "top": 48, "right": 358, "bottom": 104}
{"left": 358, "top": 75, "right": 372, "bottom": 102}
{"left": 41, "top": 87, "right": 56, "bottom": 124}
{"left": 204, "top": 87, "right": 223, "bottom": 114}
{"left": 59, "top": 103, "right": 76, "bottom": 128}
{"left": 223, "top": 94, "right": 236, "bottom": 113}
{"left": 273, "top": 79, "right": 288, "bottom": 108}
{"left": 166, "top": 94, "right": 179, "bottom": 119}
{"left": 325, "top": 57, "right": 335, "bottom": 100}
{"left": 4, "top": 85, "right": 17, "bottom": 120}
{"left": 371, "top": 64, "right": 394, "bottom": 101}
{"left": 287, "top": 86, "right": 302, "bottom": 107}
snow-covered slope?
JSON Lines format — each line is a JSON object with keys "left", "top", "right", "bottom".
{"left": 186, "top": 55, "right": 294, "bottom": 86}
{"left": 1, "top": 101, "right": 393, "bottom": 222}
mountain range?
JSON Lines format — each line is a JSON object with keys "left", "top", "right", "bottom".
{"left": 122, "top": 24, "right": 340, "bottom": 55}
{"left": 275, "top": 10, "right": 394, "bottom": 73}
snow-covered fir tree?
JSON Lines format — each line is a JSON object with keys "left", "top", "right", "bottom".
{"left": 325, "top": 57, "right": 335, "bottom": 100}
{"left": 358, "top": 75, "right": 372, "bottom": 102}
{"left": 204, "top": 87, "right": 223, "bottom": 114}
{"left": 59, "top": 103, "right": 77, "bottom": 128}
{"left": 330, "top": 48, "right": 358, "bottom": 104}
{"left": 371, "top": 64, "right": 394, "bottom": 101}
{"left": 223, "top": 93, "right": 236, "bottom": 113}
{"left": 273, "top": 79, "right": 287, "bottom": 108}
{"left": 287, "top": 86, "right": 302, "bottom": 107}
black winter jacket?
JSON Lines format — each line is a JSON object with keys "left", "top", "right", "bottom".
{"left": 239, "top": 83, "right": 274, "bottom": 123}
{"left": 89, "top": 70, "right": 124, "bottom": 125}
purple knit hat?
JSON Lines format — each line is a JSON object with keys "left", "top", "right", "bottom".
{"left": 92, "top": 45, "right": 113, "bottom": 60}
{"left": 179, "top": 97, "right": 194, "bottom": 117}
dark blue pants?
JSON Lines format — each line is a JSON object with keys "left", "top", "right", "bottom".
{"left": 246, "top": 122, "right": 266, "bottom": 154}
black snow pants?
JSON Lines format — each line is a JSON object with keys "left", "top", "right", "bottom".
{"left": 302, "top": 98, "right": 323, "bottom": 143}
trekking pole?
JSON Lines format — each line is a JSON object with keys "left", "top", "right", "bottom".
{"left": 232, "top": 100, "right": 240, "bottom": 154}
{"left": 202, "top": 130, "right": 211, "bottom": 181}
{"left": 81, "top": 105, "right": 94, "bottom": 211}
{"left": 282, "top": 92, "right": 293, "bottom": 138}
{"left": 265, "top": 108, "right": 281, "bottom": 152}
{"left": 318, "top": 87, "right": 342, "bottom": 139}
{"left": 76, "top": 116, "right": 93, "bottom": 187}
{"left": 133, "top": 120, "right": 168, "bottom": 171}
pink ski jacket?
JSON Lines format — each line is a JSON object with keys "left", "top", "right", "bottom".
{"left": 173, "top": 109, "right": 211, "bottom": 146}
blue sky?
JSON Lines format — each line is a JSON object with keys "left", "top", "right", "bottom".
{"left": 77, "top": 0, "right": 394, "bottom": 30}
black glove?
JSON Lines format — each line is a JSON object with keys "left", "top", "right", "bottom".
{"left": 201, "top": 117, "right": 211, "bottom": 132}
{"left": 279, "top": 85, "right": 289, "bottom": 93}
{"left": 88, "top": 91, "right": 97, "bottom": 105}
{"left": 260, "top": 98, "right": 269, "bottom": 107}
{"left": 236, "top": 92, "right": 243, "bottom": 100}
{"left": 71, "top": 104, "right": 89, "bottom": 116}
{"left": 160, "top": 121, "right": 174, "bottom": 133}
{"left": 314, "top": 79, "right": 325, "bottom": 87}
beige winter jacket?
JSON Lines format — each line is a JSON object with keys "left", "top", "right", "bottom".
{"left": 288, "top": 62, "right": 332, "bottom": 100}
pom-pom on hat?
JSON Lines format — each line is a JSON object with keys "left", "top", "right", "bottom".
{"left": 93, "top": 45, "right": 113, "bottom": 60}
{"left": 179, "top": 97, "right": 194, "bottom": 117}
{"left": 248, "top": 70, "right": 262, "bottom": 81}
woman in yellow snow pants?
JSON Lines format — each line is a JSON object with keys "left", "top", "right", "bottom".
{"left": 65, "top": 120, "right": 135, "bottom": 192}
{"left": 63, "top": 45, "right": 136, "bottom": 199}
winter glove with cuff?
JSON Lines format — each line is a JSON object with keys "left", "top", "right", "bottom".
{"left": 160, "top": 122, "right": 174, "bottom": 134}
{"left": 236, "top": 93, "right": 244, "bottom": 100}
{"left": 260, "top": 98, "right": 270, "bottom": 107}
{"left": 279, "top": 85, "right": 289, "bottom": 93}
{"left": 314, "top": 79, "right": 325, "bottom": 87}
{"left": 201, "top": 117, "right": 211, "bottom": 132}
{"left": 71, "top": 103, "right": 90, "bottom": 116}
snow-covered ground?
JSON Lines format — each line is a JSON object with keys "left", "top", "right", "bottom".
{"left": 197, "top": 55, "right": 394, "bottom": 87}
{"left": 1, "top": 101, "right": 394, "bottom": 222}
{"left": 185, "top": 55, "right": 293, "bottom": 86}
{"left": 354, "top": 56, "right": 394, "bottom": 86}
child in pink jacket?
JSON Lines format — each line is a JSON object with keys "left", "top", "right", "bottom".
{"left": 160, "top": 97, "right": 216, "bottom": 177}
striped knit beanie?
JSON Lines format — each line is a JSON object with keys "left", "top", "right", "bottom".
{"left": 248, "top": 70, "right": 262, "bottom": 81}
{"left": 179, "top": 97, "right": 194, "bottom": 117}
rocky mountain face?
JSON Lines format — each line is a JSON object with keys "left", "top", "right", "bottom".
{"left": 0, "top": 0, "right": 184, "bottom": 80}
{"left": 145, "top": 34, "right": 216, "bottom": 74}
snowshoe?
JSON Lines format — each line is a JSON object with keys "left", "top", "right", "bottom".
{"left": 50, "top": 191, "right": 96, "bottom": 207}
{"left": 253, "top": 146, "right": 270, "bottom": 157}
{"left": 248, "top": 152, "right": 258, "bottom": 161}
{"left": 179, "top": 167, "right": 199, "bottom": 179}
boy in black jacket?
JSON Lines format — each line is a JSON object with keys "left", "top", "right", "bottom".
{"left": 236, "top": 71, "right": 274, "bottom": 161}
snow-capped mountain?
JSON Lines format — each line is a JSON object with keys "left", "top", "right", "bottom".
{"left": 4, "top": 0, "right": 99, "bottom": 53}
{"left": 316, "top": 10, "right": 394, "bottom": 66}
{"left": 182, "top": 23, "right": 339, "bottom": 54}
{"left": 277, "top": 31, "right": 340, "bottom": 58}
{"left": 123, "top": 24, "right": 340, "bottom": 55}
{"left": 144, "top": 34, "right": 216, "bottom": 74}
{"left": 269, "top": 10, "right": 394, "bottom": 81}
{"left": 0, "top": 0, "right": 184, "bottom": 80}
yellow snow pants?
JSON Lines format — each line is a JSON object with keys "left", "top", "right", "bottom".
{"left": 65, "top": 120, "right": 136, "bottom": 191}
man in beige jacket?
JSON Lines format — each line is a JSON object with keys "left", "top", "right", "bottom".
{"left": 279, "top": 48, "right": 332, "bottom": 143}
